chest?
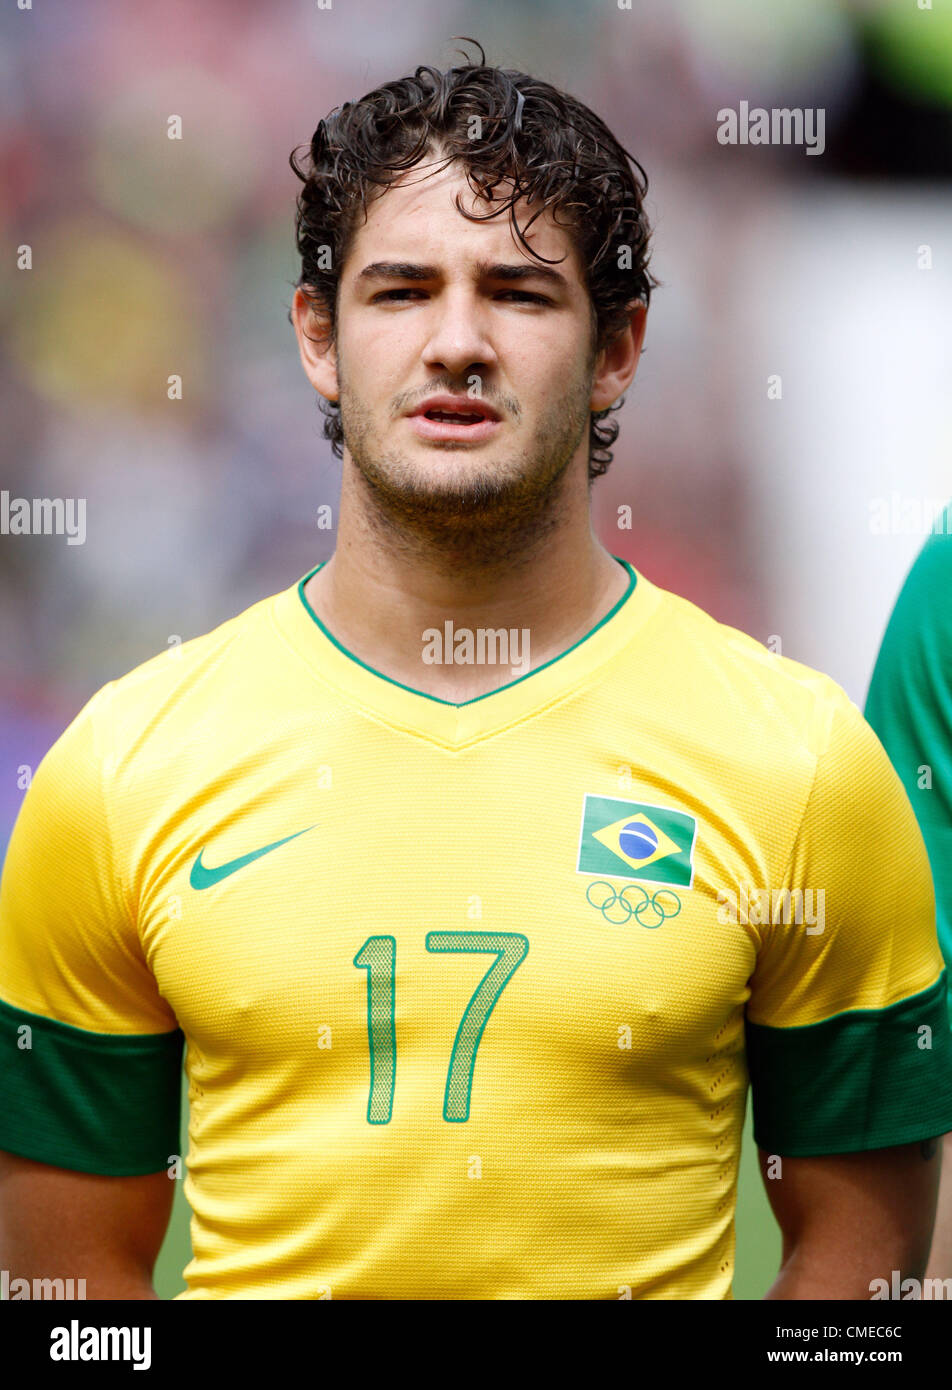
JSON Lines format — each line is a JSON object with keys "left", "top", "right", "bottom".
{"left": 134, "top": 754, "right": 762, "bottom": 1094}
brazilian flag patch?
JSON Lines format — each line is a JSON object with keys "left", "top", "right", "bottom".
{"left": 576, "top": 795, "right": 697, "bottom": 888}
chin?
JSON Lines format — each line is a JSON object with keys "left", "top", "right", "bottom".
{"left": 379, "top": 451, "right": 528, "bottom": 501}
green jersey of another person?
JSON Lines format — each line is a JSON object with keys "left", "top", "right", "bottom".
{"left": 866, "top": 502, "right": 952, "bottom": 1027}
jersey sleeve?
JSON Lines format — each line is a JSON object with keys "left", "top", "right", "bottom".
{"left": 0, "top": 685, "right": 183, "bottom": 1176}
{"left": 864, "top": 518, "right": 952, "bottom": 1025}
{"left": 745, "top": 686, "right": 952, "bottom": 1156}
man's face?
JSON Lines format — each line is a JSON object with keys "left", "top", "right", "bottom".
{"left": 324, "top": 159, "right": 604, "bottom": 522}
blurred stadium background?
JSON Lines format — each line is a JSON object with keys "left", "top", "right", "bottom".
{"left": 1, "top": 0, "right": 950, "bottom": 1298}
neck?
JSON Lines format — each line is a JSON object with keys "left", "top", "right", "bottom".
{"left": 303, "top": 460, "right": 630, "bottom": 702}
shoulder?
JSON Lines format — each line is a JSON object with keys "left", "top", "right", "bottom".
{"left": 868, "top": 513, "right": 952, "bottom": 704}
{"left": 77, "top": 587, "right": 284, "bottom": 748}
{"left": 34, "top": 585, "right": 288, "bottom": 796}
{"left": 898, "top": 506, "right": 952, "bottom": 599}
{"left": 638, "top": 573, "right": 861, "bottom": 768}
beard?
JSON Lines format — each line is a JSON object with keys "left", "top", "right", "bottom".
{"left": 335, "top": 354, "right": 594, "bottom": 572}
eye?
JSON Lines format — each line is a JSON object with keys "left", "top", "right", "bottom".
{"left": 497, "top": 290, "right": 551, "bottom": 304}
{"left": 370, "top": 287, "right": 552, "bottom": 305}
{"left": 372, "top": 288, "right": 427, "bottom": 303}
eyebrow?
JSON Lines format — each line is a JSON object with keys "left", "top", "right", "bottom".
{"left": 356, "top": 260, "right": 569, "bottom": 290}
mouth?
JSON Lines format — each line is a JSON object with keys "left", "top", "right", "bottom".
{"left": 407, "top": 399, "right": 502, "bottom": 443}
{"left": 424, "top": 408, "right": 490, "bottom": 424}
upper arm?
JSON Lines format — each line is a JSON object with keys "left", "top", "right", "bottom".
{"left": 0, "top": 689, "right": 184, "bottom": 1282}
{"left": 758, "top": 1139, "right": 941, "bottom": 1294}
{"left": 0, "top": 1151, "right": 174, "bottom": 1297}
{"left": 746, "top": 688, "right": 952, "bottom": 1158}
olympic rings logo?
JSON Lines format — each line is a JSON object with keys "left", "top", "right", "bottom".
{"left": 585, "top": 880, "right": 682, "bottom": 928}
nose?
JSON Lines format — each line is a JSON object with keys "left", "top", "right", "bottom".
{"left": 419, "top": 286, "right": 498, "bottom": 380}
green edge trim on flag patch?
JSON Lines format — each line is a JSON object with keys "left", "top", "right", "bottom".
{"left": 576, "top": 794, "right": 697, "bottom": 888}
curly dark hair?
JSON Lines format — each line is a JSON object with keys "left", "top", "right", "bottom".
{"left": 289, "top": 39, "right": 658, "bottom": 479}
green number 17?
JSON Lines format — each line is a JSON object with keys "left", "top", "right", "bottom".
{"left": 353, "top": 931, "right": 529, "bottom": 1125}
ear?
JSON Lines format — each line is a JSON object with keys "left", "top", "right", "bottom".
{"left": 589, "top": 301, "right": 647, "bottom": 413}
{"left": 291, "top": 286, "right": 339, "bottom": 403}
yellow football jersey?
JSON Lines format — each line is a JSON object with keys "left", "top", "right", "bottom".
{"left": 1, "top": 558, "right": 951, "bottom": 1299}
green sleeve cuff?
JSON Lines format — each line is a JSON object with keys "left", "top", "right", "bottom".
{"left": 0, "top": 995, "right": 184, "bottom": 1175}
{"left": 746, "top": 971, "right": 952, "bottom": 1156}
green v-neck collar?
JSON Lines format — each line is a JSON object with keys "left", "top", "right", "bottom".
{"left": 271, "top": 556, "right": 661, "bottom": 748}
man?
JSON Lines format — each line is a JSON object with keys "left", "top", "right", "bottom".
{"left": 1, "top": 46, "right": 950, "bottom": 1301}
{"left": 865, "top": 504, "right": 952, "bottom": 1281}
